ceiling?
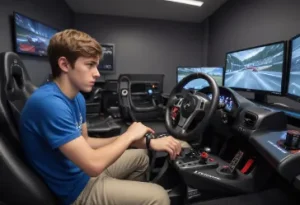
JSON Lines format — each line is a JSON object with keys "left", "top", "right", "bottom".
{"left": 65, "top": 0, "right": 228, "bottom": 23}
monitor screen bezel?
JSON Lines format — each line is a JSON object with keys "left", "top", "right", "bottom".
{"left": 287, "top": 34, "right": 300, "bottom": 102}
{"left": 223, "top": 40, "right": 288, "bottom": 96}
{"left": 176, "top": 66, "right": 224, "bottom": 88}
{"left": 12, "top": 11, "right": 60, "bottom": 57}
{"left": 98, "top": 43, "right": 116, "bottom": 74}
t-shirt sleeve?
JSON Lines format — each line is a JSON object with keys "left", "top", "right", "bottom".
{"left": 37, "top": 98, "right": 81, "bottom": 149}
{"left": 77, "top": 93, "right": 86, "bottom": 123}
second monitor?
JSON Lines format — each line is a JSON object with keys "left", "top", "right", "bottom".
{"left": 224, "top": 41, "right": 286, "bottom": 96}
{"left": 177, "top": 67, "right": 223, "bottom": 90}
{"left": 288, "top": 34, "right": 300, "bottom": 101}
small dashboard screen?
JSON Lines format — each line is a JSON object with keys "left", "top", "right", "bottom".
{"left": 207, "top": 93, "right": 234, "bottom": 111}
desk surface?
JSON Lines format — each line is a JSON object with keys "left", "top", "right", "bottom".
{"left": 254, "top": 102, "right": 300, "bottom": 120}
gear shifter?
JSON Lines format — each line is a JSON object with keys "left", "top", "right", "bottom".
{"left": 217, "top": 150, "right": 244, "bottom": 179}
{"left": 180, "top": 148, "right": 192, "bottom": 157}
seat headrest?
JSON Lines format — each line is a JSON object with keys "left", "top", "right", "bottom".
{"left": 0, "top": 52, "right": 34, "bottom": 92}
{"left": 0, "top": 52, "right": 37, "bottom": 140}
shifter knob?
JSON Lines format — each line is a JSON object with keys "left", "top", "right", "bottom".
{"left": 203, "top": 147, "right": 211, "bottom": 153}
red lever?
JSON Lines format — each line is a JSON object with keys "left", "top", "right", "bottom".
{"left": 241, "top": 159, "right": 254, "bottom": 174}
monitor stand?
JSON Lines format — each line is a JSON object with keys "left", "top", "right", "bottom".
{"left": 254, "top": 93, "right": 268, "bottom": 105}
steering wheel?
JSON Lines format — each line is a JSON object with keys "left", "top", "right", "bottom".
{"left": 147, "top": 73, "right": 219, "bottom": 183}
{"left": 165, "top": 73, "right": 220, "bottom": 142}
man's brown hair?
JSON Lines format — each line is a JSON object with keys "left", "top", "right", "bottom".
{"left": 47, "top": 29, "right": 102, "bottom": 78}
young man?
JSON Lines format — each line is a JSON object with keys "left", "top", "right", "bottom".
{"left": 19, "top": 29, "right": 183, "bottom": 205}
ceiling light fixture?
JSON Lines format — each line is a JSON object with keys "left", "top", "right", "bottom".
{"left": 164, "top": 0, "right": 204, "bottom": 7}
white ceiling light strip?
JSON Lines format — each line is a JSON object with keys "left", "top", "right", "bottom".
{"left": 164, "top": 0, "right": 204, "bottom": 7}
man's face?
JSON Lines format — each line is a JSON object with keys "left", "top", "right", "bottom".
{"left": 69, "top": 56, "right": 101, "bottom": 92}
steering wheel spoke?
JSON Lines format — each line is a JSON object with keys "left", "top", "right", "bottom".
{"left": 203, "top": 100, "right": 211, "bottom": 114}
{"left": 181, "top": 89, "right": 190, "bottom": 98}
{"left": 167, "top": 94, "right": 182, "bottom": 107}
{"left": 177, "top": 111, "right": 198, "bottom": 131}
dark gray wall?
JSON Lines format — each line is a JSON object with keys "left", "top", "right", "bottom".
{"left": 74, "top": 14, "right": 208, "bottom": 92}
{"left": 207, "top": 0, "right": 300, "bottom": 108}
{"left": 0, "top": 0, "right": 73, "bottom": 86}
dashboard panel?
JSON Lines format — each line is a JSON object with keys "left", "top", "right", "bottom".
{"left": 207, "top": 93, "right": 234, "bottom": 112}
{"left": 196, "top": 86, "right": 238, "bottom": 112}
{"left": 190, "top": 86, "right": 300, "bottom": 191}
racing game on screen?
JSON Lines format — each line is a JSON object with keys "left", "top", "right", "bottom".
{"left": 288, "top": 36, "right": 300, "bottom": 97}
{"left": 14, "top": 13, "right": 58, "bottom": 56}
{"left": 177, "top": 67, "right": 223, "bottom": 90}
{"left": 224, "top": 42, "right": 285, "bottom": 93}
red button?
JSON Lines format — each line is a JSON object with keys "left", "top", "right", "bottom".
{"left": 201, "top": 152, "right": 208, "bottom": 159}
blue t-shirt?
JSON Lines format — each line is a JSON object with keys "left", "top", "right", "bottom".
{"left": 19, "top": 82, "right": 90, "bottom": 205}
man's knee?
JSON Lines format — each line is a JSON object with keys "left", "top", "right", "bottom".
{"left": 148, "top": 184, "right": 170, "bottom": 205}
{"left": 134, "top": 149, "right": 149, "bottom": 170}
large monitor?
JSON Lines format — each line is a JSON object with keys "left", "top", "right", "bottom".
{"left": 13, "top": 12, "right": 58, "bottom": 57}
{"left": 176, "top": 67, "right": 223, "bottom": 90}
{"left": 98, "top": 44, "right": 115, "bottom": 73}
{"left": 224, "top": 41, "right": 287, "bottom": 99}
{"left": 287, "top": 34, "right": 300, "bottom": 101}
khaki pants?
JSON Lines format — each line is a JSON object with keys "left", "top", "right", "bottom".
{"left": 72, "top": 141, "right": 190, "bottom": 205}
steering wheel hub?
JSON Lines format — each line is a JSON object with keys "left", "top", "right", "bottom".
{"left": 181, "top": 96, "right": 197, "bottom": 117}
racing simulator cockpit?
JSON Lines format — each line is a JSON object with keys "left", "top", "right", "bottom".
{"left": 1, "top": 35, "right": 300, "bottom": 205}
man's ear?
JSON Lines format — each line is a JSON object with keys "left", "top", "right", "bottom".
{"left": 58, "top": 57, "right": 71, "bottom": 73}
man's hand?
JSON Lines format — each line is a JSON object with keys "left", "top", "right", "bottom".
{"left": 125, "top": 122, "right": 155, "bottom": 142}
{"left": 150, "top": 136, "right": 182, "bottom": 160}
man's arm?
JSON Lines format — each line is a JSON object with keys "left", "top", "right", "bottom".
{"left": 82, "top": 123, "right": 150, "bottom": 150}
{"left": 131, "top": 137, "right": 147, "bottom": 149}
{"left": 81, "top": 122, "right": 181, "bottom": 159}
{"left": 131, "top": 135, "right": 183, "bottom": 160}
{"left": 59, "top": 132, "right": 133, "bottom": 177}
{"left": 59, "top": 122, "right": 153, "bottom": 177}
{"left": 81, "top": 123, "right": 118, "bottom": 149}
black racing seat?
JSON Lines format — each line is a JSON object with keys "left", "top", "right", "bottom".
{"left": 118, "top": 74, "right": 167, "bottom": 133}
{"left": 0, "top": 51, "right": 57, "bottom": 204}
{"left": 87, "top": 115, "right": 122, "bottom": 137}
{"left": 83, "top": 87, "right": 122, "bottom": 137}
{"left": 0, "top": 133, "right": 57, "bottom": 205}
{"left": 118, "top": 74, "right": 165, "bottom": 121}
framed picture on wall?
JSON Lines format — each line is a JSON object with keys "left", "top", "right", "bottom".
{"left": 98, "top": 43, "right": 115, "bottom": 74}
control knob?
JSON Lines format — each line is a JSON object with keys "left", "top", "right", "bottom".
{"left": 199, "top": 147, "right": 211, "bottom": 164}
{"left": 285, "top": 130, "right": 300, "bottom": 150}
